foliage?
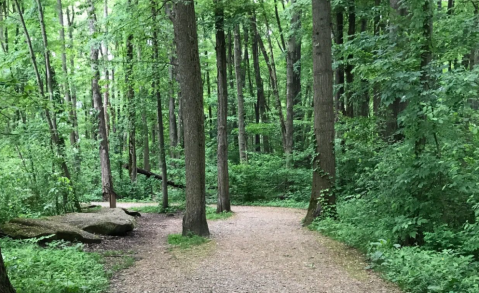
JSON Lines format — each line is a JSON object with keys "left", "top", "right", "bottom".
{"left": 228, "top": 153, "right": 312, "bottom": 202}
{"left": 167, "top": 233, "right": 210, "bottom": 249}
{"left": 1, "top": 238, "right": 108, "bottom": 293}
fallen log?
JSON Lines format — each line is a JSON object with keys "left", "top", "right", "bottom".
{"left": 123, "top": 165, "right": 185, "bottom": 188}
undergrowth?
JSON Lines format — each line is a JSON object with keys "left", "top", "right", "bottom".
{"left": 1, "top": 237, "right": 108, "bottom": 293}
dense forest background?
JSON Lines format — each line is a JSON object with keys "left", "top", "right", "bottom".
{"left": 1, "top": 0, "right": 479, "bottom": 292}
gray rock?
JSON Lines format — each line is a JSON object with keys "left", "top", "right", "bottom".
{"left": 52, "top": 208, "right": 136, "bottom": 236}
{"left": 0, "top": 218, "right": 101, "bottom": 243}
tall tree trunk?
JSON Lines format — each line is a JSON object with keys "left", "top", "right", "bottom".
{"left": 88, "top": 0, "right": 116, "bottom": 208}
{"left": 258, "top": 35, "right": 286, "bottom": 151}
{"left": 415, "top": 0, "right": 433, "bottom": 156}
{"left": 126, "top": 0, "right": 137, "bottom": 183}
{"left": 103, "top": 0, "right": 110, "bottom": 138}
{"left": 344, "top": 0, "right": 355, "bottom": 117}
{"left": 335, "top": 8, "right": 345, "bottom": 116}
{"left": 273, "top": 0, "right": 286, "bottom": 52}
{"left": 305, "top": 0, "right": 336, "bottom": 225}
{"left": 234, "top": 25, "right": 248, "bottom": 163}
{"left": 373, "top": 0, "right": 381, "bottom": 115}
{"left": 251, "top": 11, "right": 270, "bottom": 153}
{"left": 152, "top": 0, "right": 168, "bottom": 209}
{"left": 18, "top": 0, "right": 79, "bottom": 212}
{"left": 358, "top": 18, "right": 369, "bottom": 117}
{"left": 165, "top": 6, "right": 179, "bottom": 159}
{"left": 285, "top": 0, "right": 302, "bottom": 167}
{"left": 386, "top": 0, "right": 409, "bottom": 140}
{"left": 142, "top": 102, "right": 150, "bottom": 171}
{"left": 0, "top": 248, "right": 15, "bottom": 293}
{"left": 66, "top": 7, "right": 79, "bottom": 149}
{"left": 215, "top": 0, "right": 231, "bottom": 213}
{"left": 206, "top": 67, "right": 215, "bottom": 139}
{"left": 260, "top": 5, "right": 287, "bottom": 152}
{"left": 173, "top": 0, "right": 209, "bottom": 237}
{"left": 56, "top": 0, "right": 76, "bottom": 147}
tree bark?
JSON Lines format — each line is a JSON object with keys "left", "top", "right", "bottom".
{"left": 103, "top": 0, "right": 110, "bottom": 138}
{"left": 66, "top": 7, "right": 79, "bottom": 150}
{"left": 234, "top": 25, "right": 248, "bottom": 163}
{"left": 123, "top": 165, "right": 184, "bottom": 188}
{"left": 285, "top": 0, "right": 302, "bottom": 167}
{"left": 415, "top": 0, "right": 433, "bottom": 156}
{"left": 88, "top": 0, "right": 116, "bottom": 208}
{"left": 335, "top": 8, "right": 345, "bottom": 117}
{"left": 0, "top": 248, "right": 15, "bottom": 293}
{"left": 215, "top": 0, "right": 231, "bottom": 213}
{"left": 152, "top": 0, "right": 169, "bottom": 209}
{"left": 57, "top": 0, "right": 76, "bottom": 147}
{"left": 17, "top": 0, "right": 80, "bottom": 212}
{"left": 126, "top": 0, "right": 137, "bottom": 183}
{"left": 305, "top": 0, "right": 336, "bottom": 225}
{"left": 173, "top": 0, "right": 209, "bottom": 237}
{"left": 258, "top": 34, "right": 286, "bottom": 151}
{"left": 251, "top": 11, "right": 270, "bottom": 153}
{"left": 168, "top": 53, "right": 179, "bottom": 158}
{"left": 344, "top": 0, "right": 355, "bottom": 118}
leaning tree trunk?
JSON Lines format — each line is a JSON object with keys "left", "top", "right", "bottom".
{"left": 215, "top": 0, "right": 231, "bottom": 213}
{"left": 173, "top": 0, "right": 209, "bottom": 237}
{"left": 0, "top": 248, "right": 15, "bottom": 293}
{"left": 88, "top": 0, "right": 116, "bottom": 208}
{"left": 304, "top": 0, "right": 336, "bottom": 225}
{"left": 152, "top": 0, "right": 169, "bottom": 209}
{"left": 234, "top": 24, "right": 248, "bottom": 163}
{"left": 285, "top": 0, "right": 302, "bottom": 167}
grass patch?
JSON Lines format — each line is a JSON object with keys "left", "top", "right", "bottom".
{"left": 235, "top": 199, "right": 308, "bottom": 209}
{"left": 129, "top": 202, "right": 186, "bottom": 214}
{"left": 206, "top": 206, "right": 234, "bottom": 220}
{"left": 167, "top": 233, "right": 209, "bottom": 249}
{"left": 129, "top": 205, "right": 160, "bottom": 213}
{"left": 1, "top": 238, "right": 108, "bottom": 293}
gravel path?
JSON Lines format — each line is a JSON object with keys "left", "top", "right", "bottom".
{"left": 93, "top": 205, "right": 400, "bottom": 293}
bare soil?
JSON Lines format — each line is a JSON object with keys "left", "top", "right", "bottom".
{"left": 88, "top": 203, "right": 401, "bottom": 293}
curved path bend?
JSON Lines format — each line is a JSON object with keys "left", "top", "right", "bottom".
{"left": 96, "top": 205, "right": 400, "bottom": 293}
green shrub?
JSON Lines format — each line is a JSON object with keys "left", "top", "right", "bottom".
{"left": 377, "top": 246, "right": 479, "bottom": 293}
{"left": 1, "top": 238, "right": 108, "bottom": 293}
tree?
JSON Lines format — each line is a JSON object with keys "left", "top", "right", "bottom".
{"left": 285, "top": 0, "right": 302, "bottom": 167}
{"left": 304, "top": 0, "right": 336, "bottom": 225}
{"left": 234, "top": 24, "right": 248, "bottom": 163}
{"left": 173, "top": 0, "right": 209, "bottom": 237}
{"left": 126, "top": 0, "right": 137, "bottom": 183}
{"left": 0, "top": 248, "right": 15, "bottom": 293}
{"left": 215, "top": 0, "right": 231, "bottom": 212}
{"left": 151, "top": 0, "right": 168, "bottom": 209}
{"left": 88, "top": 0, "right": 116, "bottom": 208}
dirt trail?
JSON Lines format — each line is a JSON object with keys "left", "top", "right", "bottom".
{"left": 94, "top": 205, "right": 400, "bottom": 293}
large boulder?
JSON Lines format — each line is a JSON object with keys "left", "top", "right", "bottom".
{"left": 0, "top": 218, "right": 101, "bottom": 244}
{"left": 51, "top": 208, "right": 136, "bottom": 236}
